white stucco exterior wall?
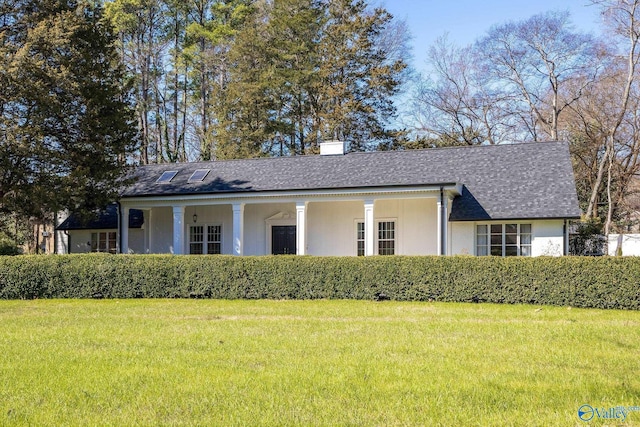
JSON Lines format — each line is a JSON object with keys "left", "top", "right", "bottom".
{"left": 149, "top": 207, "right": 173, "bottom": 254}
{"left": 374, "top": 198, "right": 438, "bottom": 255}
{"left": 306, "top": 201, "right": 361, "bottom": 256}
{"left": 68, "top": 230, "right": 92, "bottom": 253}
{"left": 531, "top": 220, "right": 565, "bottom": 256}
{"left": 450, "top": 222, "right": 475, "bottom": 255}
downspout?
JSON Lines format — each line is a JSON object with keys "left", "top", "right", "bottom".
{"left": 563, "top": 219, "right": 568, "bottom": 256}
{"left": 64, "top": 230, "right": 71, "bottom": 254}
{"left": 53, "top": 210, "right": 58, "bottom": 255}
{"left": 116, "top": 201, "right": 122, "bottom": 254}
{"left": 440, "top": 186, "right": 445, "bottom": 256}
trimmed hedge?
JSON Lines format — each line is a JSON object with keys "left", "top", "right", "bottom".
{"left": 1, "top": 254, "right": 639, "bottom": 309}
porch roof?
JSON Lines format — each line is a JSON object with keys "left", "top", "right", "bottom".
{"left": 57, "top": 204, "right": 144, "bottom": 231}
{"left": 121, "top": 141, "right": 581, "bottom": 221}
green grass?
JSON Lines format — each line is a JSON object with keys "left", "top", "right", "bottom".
{"left": 0, "top": 300, "right": 639, "bottom": 426}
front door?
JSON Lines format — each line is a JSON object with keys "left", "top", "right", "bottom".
{"left": 272, "top": 225, "right": 296, "bottom": 255}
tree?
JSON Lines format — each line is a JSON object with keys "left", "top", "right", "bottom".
{"left": 317, "top": 0, "right": 407, "bottom": 151}
{"left": 412, "top": 36, "right": 515, "bottom": 146}
{"left": 106, "top": 0, "right": 166, "bottom": 164}
{"left": 213, "top": 1, "right": 275, "bottom": 159}
{"left": 183, "top": 0, "right": 252, "bottom": 160}
{"left": 215, "top": 0, "right": 409, "bottom": 158}
{"left": 413, "top": 12, "right": 599, "bottom": 146}
{"left": 583, "top": 0, "right": 640, "bottom": 242}
{"left": 0, "top": 0, "right": 137, "bottom": 225}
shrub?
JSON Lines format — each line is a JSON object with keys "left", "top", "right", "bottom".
{"left": 0, "top": 240, "right": 21, "bottom": 256}
{"left": 1, "top": 254, "right": 640, "bottom": 309}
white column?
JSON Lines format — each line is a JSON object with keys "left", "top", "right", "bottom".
{"left": 364, "top": 199, "right": 375, "bottom": 256}
{"left": 172, "top": 206, "right": 185, "bottom": 255}
{"left": 232, "top": 203, "right": 244, "bottom": 256}
{"left": 121, "top": 206, "right": 130, "bottom": 254}
{"left": 437, "top": 194, "right": 449, "bottom": 256}
{"left": 296, "top": 201, "right": 307, "bottom": 255}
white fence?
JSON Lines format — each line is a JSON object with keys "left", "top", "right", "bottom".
{"left": 608, "top": 234, "right": 640, "bottom": 256}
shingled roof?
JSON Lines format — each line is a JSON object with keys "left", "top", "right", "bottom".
{"left": 57, "top": 204, "right": 144, "bottom": 231}
{"left": 122, "top": 141, "right": 581, "bottom": 221}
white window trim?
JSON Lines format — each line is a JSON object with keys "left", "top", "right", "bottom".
{"left": 354, "top": 217, "right": 398, "bottom": 256}
{"left": 355, "top": 219, "right": 365, "bottom": 256}
{"left": 475, "top": 222, "right": 532, "bottom": 257}
{"left": 90, "top": 231, "right": 117, "bottom": 254}
{"left": 188, "top": 223, "right": 223, "bottom": 255}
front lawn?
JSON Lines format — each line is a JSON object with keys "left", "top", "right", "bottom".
{"left": 0, "top": 300, "right": 638, "bottom": 426}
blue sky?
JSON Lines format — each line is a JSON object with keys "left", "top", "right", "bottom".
{"left": 381, "top": 0, "right": 604, "bottom": 73}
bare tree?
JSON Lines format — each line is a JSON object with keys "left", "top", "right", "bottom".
{"left": 475, "top": 11, "right": 599, "bottom": 141}
{"left": 412, "top": 36, "right": 517, "bottom": 145}
{"left": 413, "top": 12, "right": 598, "bottom": 147}
{"left": 585, "top": 0, "right": 640, "bottom": 242}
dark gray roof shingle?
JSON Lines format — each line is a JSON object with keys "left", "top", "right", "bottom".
{"left": 122, "top": 142, "right": 581, "bottom": 221}
{"left": 57, "top": 204, "right": 144, "bottom": 230}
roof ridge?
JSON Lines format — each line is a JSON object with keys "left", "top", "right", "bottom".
{"left": 133, "top": 141, "right": 566, "bottom": 168}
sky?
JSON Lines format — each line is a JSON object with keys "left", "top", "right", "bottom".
{"left": 381, "top": 0, "right": 605, "bottom": 74}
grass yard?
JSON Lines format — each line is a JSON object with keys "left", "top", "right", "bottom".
{"left": 0, "top": 300, "right": 639, "bottom": 426}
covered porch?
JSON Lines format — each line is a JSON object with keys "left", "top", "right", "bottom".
{"left": 119, "top": 185, "right": 461, "bottom": 256}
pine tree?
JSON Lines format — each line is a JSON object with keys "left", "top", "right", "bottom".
{"left": 214, "top": 1, "right": 273, "bottom": 159}
{"left": 0, "top": 0, "right": 137, "bottom": 223}
{"left": 216, "top": 0, "right": 407, "bottom": 157}
{"left": 317, "top": 0, "right": 406, "bottom": 151}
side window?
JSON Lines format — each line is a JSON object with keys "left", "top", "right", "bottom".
{"left": 477, "top": 224, "right": 532, "bottom": 256}
{"left": 90, "top": 232, "right": 117, "bottom": 253}
{"left": 378, "top": 221, "right": 395, "bottom": 255}
{"left": 356, "top": 222, "right": 365, "bottom": 256}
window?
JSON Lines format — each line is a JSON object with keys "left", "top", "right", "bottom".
{"left": 378, "top": 221, "right": 395, "bottom": 255}
{"left": 188, "top": 169, "right": 209, "bottom": 182}
{"left": 355, "top": 220, "right": 396, "bottom": 256}
{"left": 156, "top": 170, "right": 178, "bottom": 183}
{"left": 189, "top": 225, "right": 222, "bottom": 255}
{"left": 91, "top": 232, "right": 117, "bottom": 254}
{"left": 477, "top": 224, "right": 531, "bottom": 256}
{"left": 356, "top": 222, "right": 365, "bottom": 256}
{"left": 207, "top": 225, "right": 222, "bottom": 254}
{"left": 189, "top": 225, "right": 204, "bottom": 254}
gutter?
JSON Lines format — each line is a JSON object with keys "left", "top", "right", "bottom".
{"left": 120, "top": 182, "right": 464, "bottom": 200}
{"left": 440, "top": 186, "right": 446, "bottom": 256}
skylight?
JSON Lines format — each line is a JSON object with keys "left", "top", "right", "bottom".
{"left": 156, "top": 171, "right": 178, "bottom": 183}
{"left": 188, "top": 169, "right": 210, "bottom": 183}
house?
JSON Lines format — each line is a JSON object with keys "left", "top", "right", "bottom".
{"left": 57, "top": 204, "right": 144, "bottom": 254}
{"left": 57, "top": 141, "right": 581, "bottom": 256}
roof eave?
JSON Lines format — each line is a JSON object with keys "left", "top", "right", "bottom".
{"left": 120, "top": 182, "right": 463, "bottom": 201}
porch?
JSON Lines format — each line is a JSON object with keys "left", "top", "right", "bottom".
{"left": 120, "top": 189, "right": 456, "bottom": 256}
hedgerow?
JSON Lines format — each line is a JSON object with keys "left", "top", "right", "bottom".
{"left": 1, "top": 254, "right": 639, "bottom": 309}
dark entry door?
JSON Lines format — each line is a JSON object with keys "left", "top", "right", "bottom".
{"left": 272, "top": 226, "right": 296, "bottom": 255}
